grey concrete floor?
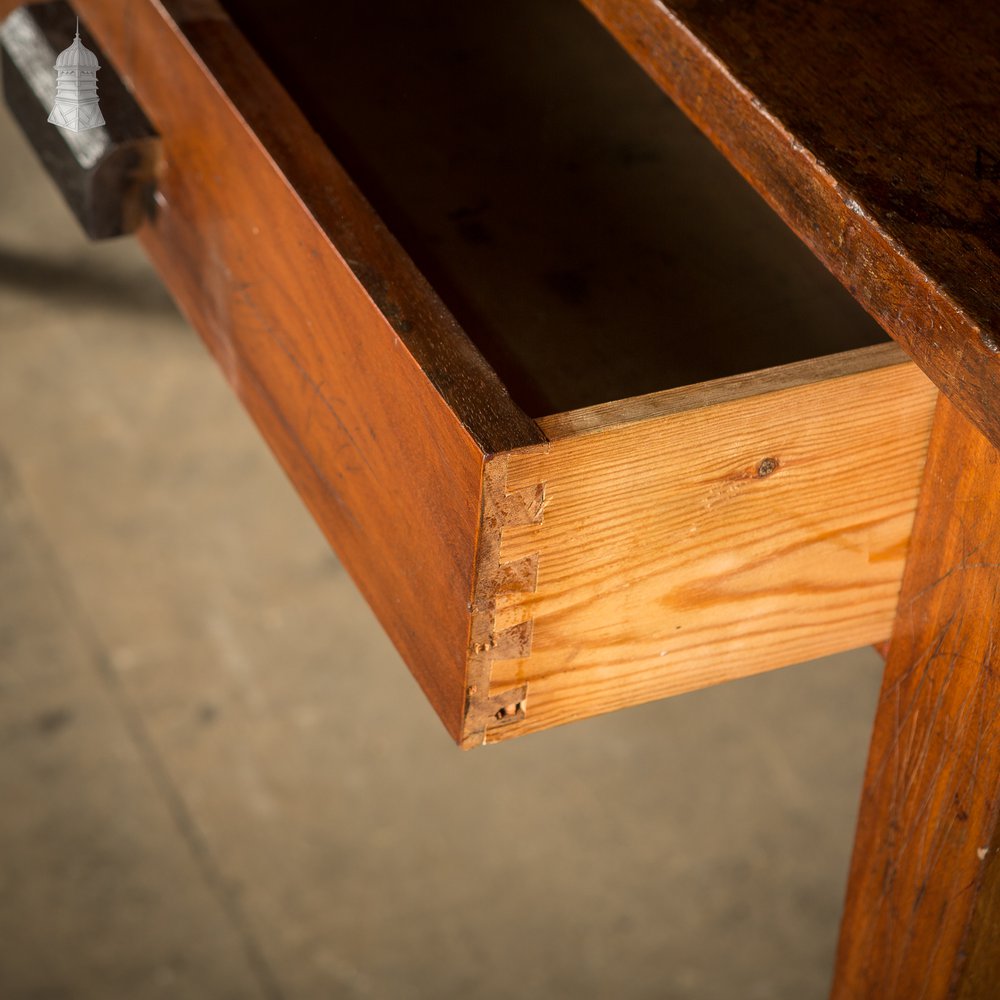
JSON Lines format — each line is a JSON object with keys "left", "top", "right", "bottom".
{"left": 0, "top": 100, "right": 884, "bottom": 999}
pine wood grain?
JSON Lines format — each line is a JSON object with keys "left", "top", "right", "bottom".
{"left": 833, "top": 395, "right": 1000, "bottom": 999}
{"left": 581, "top": 0, "right": 1000, "bottom": 451}
{"left": 63, "top": 0, "right": 542, "bottom": 742}
{"left": 484, "top": 350, "right": 936, "bottom": 741}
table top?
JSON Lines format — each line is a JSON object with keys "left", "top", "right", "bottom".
{"left": 584, "top": 0, "right": 1000, "bottom": 446}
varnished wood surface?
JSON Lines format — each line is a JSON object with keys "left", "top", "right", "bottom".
{"left": 833, "top": 395, "right": 1000, "bottom": 998}
{"left": 221, "top": 0, "right": 887, "bottom": 417}
{"left": 62, "top": 0, "right": 543, "bottom": 742}
{"left": 483, "top": 349, "right": 936, "bottom": 741}
{"left": 582, "top": 0, "right": 1000, "bottom": 448}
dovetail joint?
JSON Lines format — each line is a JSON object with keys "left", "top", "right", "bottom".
{"left": 463, "top": 459, "right": 545, "bottom": 747}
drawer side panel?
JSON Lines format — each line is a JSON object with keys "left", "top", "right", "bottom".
{"left": 63, "top": 0, "right": 541, "bottom": 740}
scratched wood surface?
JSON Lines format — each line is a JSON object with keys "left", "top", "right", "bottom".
{"left": 483, "top": 346, "right": 936, "bottom": 741}
{"left": 582, "top": 0, "right": 1000, "bottom": 450}
{"left": 58, "top": 0, "right": 545, "bottom": 742}
{"left": 833, "top": 395, "right": 1000, "bottom": 998}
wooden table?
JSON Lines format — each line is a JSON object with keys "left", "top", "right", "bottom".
{"left": 581, "top": 6, "right": 1000, "bottom": 995}
{"left": 3, "top": 1, "right": 997, "bottom": 994}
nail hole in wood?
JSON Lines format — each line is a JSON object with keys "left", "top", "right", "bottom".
{"left": 495, "top": 701, "right": 523, "bottom": 722}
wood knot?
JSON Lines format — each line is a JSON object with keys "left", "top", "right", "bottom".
{"left": 756, "top": 457, "right": 779, "bottom": 478}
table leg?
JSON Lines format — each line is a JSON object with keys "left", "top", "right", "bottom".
{"left": 832, "top": 394, "right": 1000, "bottom": 998}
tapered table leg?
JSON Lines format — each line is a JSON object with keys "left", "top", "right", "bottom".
{"left": 832, "top": 395, "right": 1000, "bottom": 998}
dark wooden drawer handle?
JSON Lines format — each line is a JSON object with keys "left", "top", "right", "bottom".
{"left": 1, "top": 1, "right": 159, "bottom": 239}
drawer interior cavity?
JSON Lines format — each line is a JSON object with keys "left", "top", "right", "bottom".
{"left": 223, "top": 0, "right": 889, "bottom": 418}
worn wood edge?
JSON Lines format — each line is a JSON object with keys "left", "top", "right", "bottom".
{"left": 579, "top": 0, "right": 1000, "bottom": 452}
{"left": 487, "top": 359, "right": 937, "bottom": 743}
{"left": 460, "top": 451, "right": 547, "bottom": 749}
{"left": 539, "top": 341, "right": 908, "bottom": 440}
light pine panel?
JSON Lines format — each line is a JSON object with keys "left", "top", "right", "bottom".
{"left": 488, "top": 349, "right": 937, "bottom": 741}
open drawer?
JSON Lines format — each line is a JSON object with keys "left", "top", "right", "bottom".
{"left": 10, "top": 0, "right": 937, "bottom": 746}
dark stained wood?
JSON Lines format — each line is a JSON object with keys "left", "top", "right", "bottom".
{"left": 581, "top": 0, "right": 1000, "bottom": 449}
{"left": 65, "top": 0, "right": 543, "bottom": 742}
{"left": 220, "top": 0, "right": 887, "bottom": 417}
{"left": 833, "top": 395, "right": 1000, "bottom": 998}
{"left": 957, "top": 830, "right": 1000, "bottom": 999}
{"left": 1, "top": 2, "right": 159, "bottom": 238}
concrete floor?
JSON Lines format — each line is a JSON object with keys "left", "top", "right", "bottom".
{"left": 0, "top": 98, "right": 885, "bottom": 999}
